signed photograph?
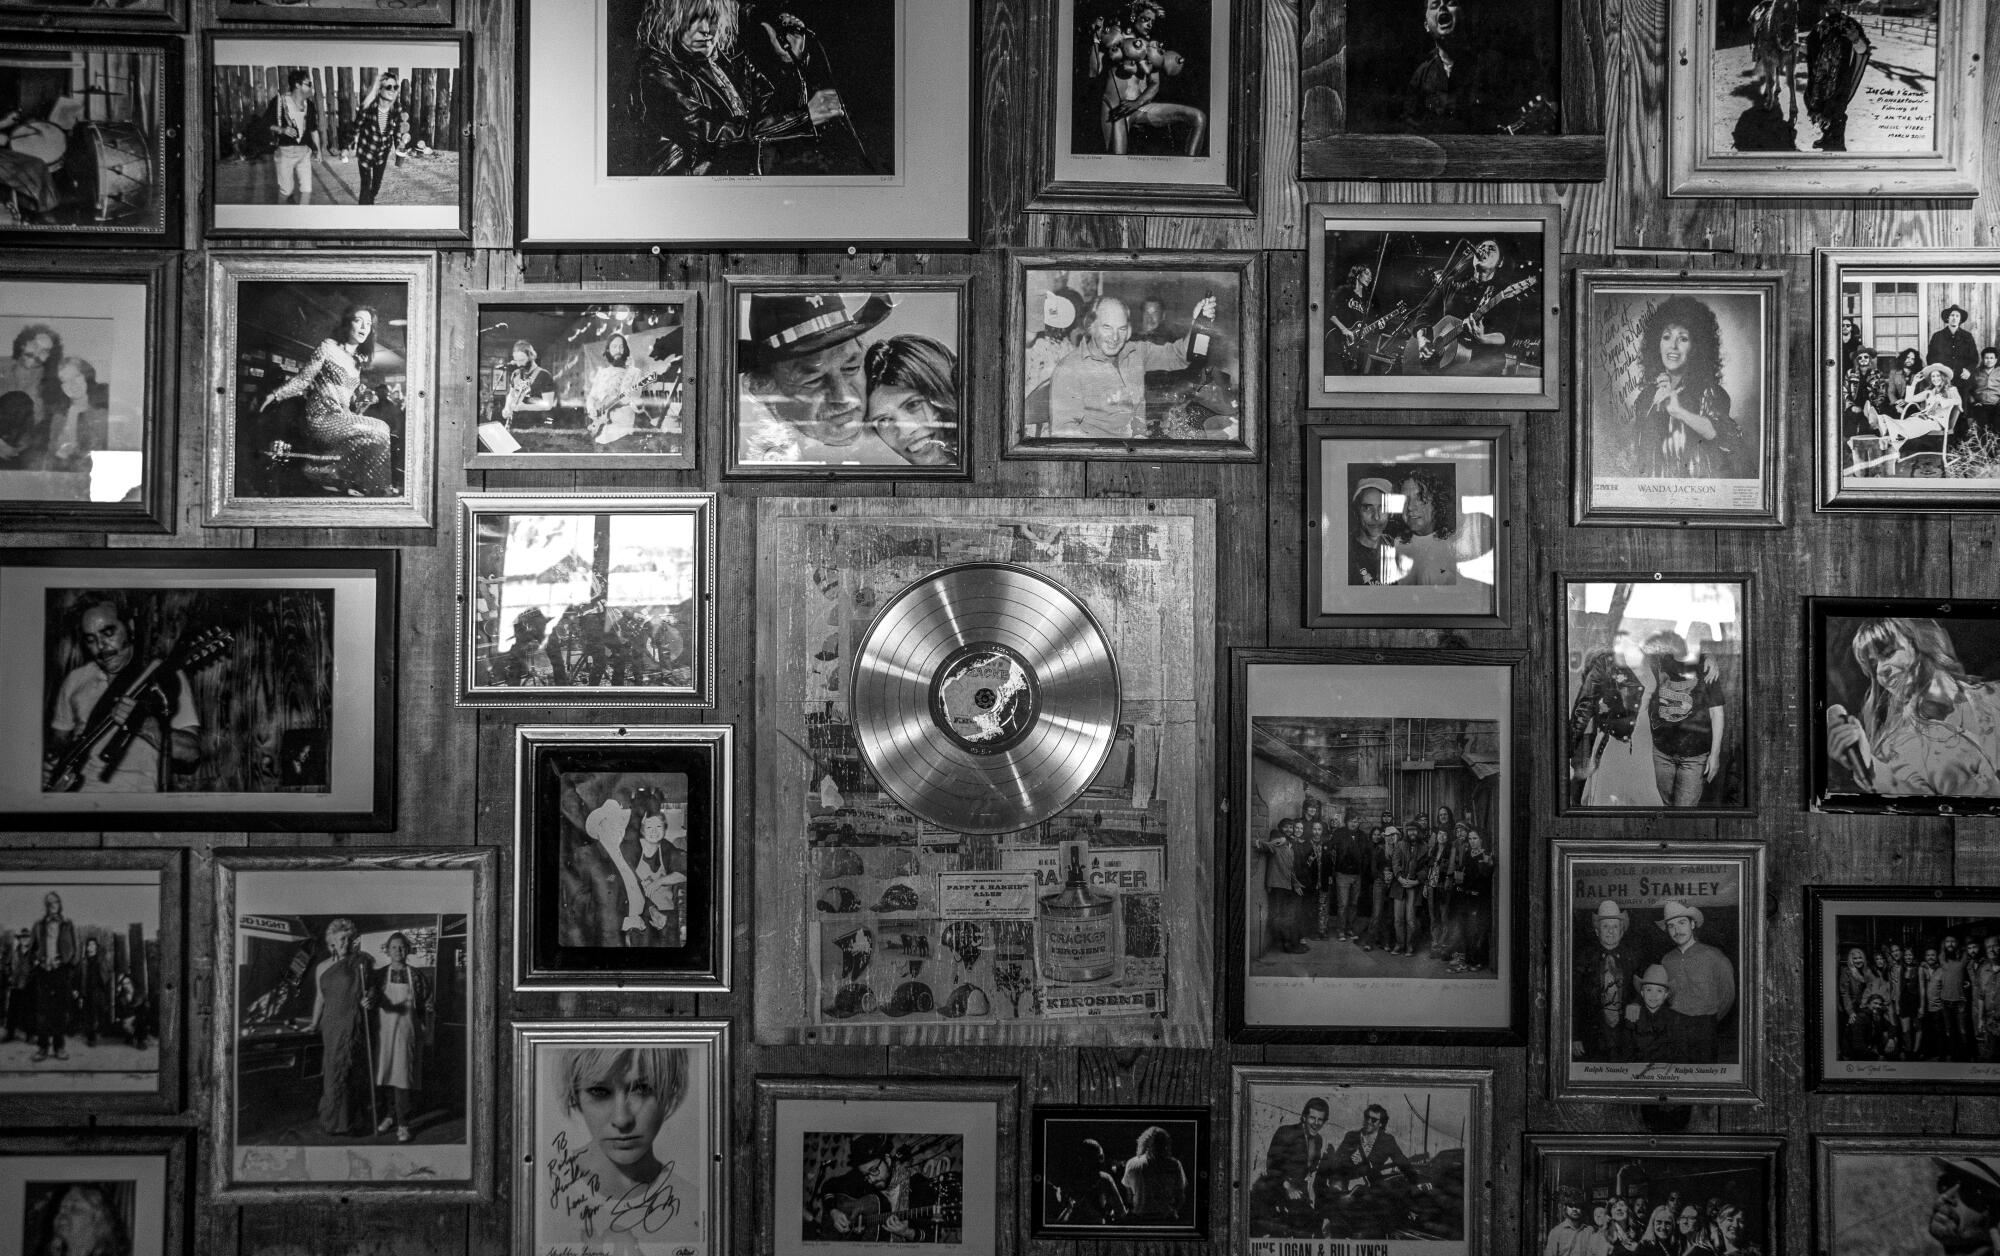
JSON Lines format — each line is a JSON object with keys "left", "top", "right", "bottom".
{"left": 0, "top": 1131, "right": 186, "bottom": 1256}
{"left": 0, "top": 37, "right": 176, "bottom": 246}
{"left": 1030, "top": 1104, "right": 1209, "bottom": 1240}
{"left": 1527, "top": 1136, "right": 1780, "bottom": 1256}
{"left": 1817, "top": 1136, "right": 2000, "bottom": 1256}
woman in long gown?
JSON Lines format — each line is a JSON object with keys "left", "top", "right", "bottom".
{"left": 372, "top": 931, "right": 433, "bottom": 1144}
{"left": 303, "top": 917, "right": 374, "bottom": 1137}
{"left": 1570, "top": 633, "right": 1665, "bottom": 807}
{"left": 258, "top": 305, "right": 394, "bottom": 496}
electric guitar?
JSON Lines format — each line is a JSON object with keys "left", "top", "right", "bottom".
{"left": 1332, "top": 302, "right": 1413, "bottom": 370}
{"left": 1500, "top": 95, "right": 1559, "bottom": 136}
{"left": 586, "top": 359, "right": 681, "bottom": 427}
{"left": 45, "top": 626, "right": 232, "bottom": 792}
{"left": 1402, "top": 275, "right": 1539, "bottom": 374}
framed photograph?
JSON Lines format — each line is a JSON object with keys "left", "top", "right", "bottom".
{"left": 0, "top": 0, "right": 182, "bottom": 29}
{"left": 1808, "top": 598, "right": 2000, "bottom": 815}
{"left": 1816, "top": 1135, "right": 2000, "bottom": 1256}
{"left": 520, "top": 0, "right": 974, "bottom": 248}
{"left": 724, "top": 275, "right": 969, "bottom": 478}
{"left": 1572, "top": 270, "right": 1786, "bottom": 527}
{"left": 1230, "top": 1065, "right": 1492, "bottom": 1253}
{"left": 1229, "top": 649, "right": 1521, "bottom": 1044}
{"left": 757, "top": 1076, "right": 1019, "bottom": 1256}
{"left": 0, "top": 36, "right": 180, "bottom": 248}
{"left": 1303, "top": 424, "right": 1512, "bottom": 628}
{"left": 1669, "top": 0, "right": 1987, "bottom": 198}
{"left": 0, "top": 1129, "right": 188, "bottom": 1256}
{"left": 213, "top": 847, "right": 495, "bottom": 1202}
{"left": 1560, "top": 574, "right": 1752, "bottom": 815}
{"left": 203, "top": 250, "right": 434, "bottom": 528}
{"left": 1029, "top": 1104, "right": 1210, "bottom": 1240}
{"left": 0, "top": 548, "right": 396, "bottom": 832}
{"left": 0, "top": 252, "right": 176, "bottom": 533}
{"left": 1525, "top": 1135, "right": 1782, "bottom": 1256}
{"left": 1027, "top": 0, "right": 1259, "bottom": 216}
{"left": 1005, "top": 249, "right": 1262, "bottom": 461}
{"left": 465, "top": 288, "right": 696, "bottom": 471}
{"left": 513, "top": 1020, "right": 728, "bottom": 1256}
{"left": 205, "top": 34, "right": 470, "bottom": 239}
{"left": 1817, "top": 248, "right": 2000, "bottom": 512}
{"left": 1306, "top": 203, "right": 1560, "bottom": 411}
{"left": 1552, "top": 840, "right": 1766, "bottom": 1104}
{"left": 514, "top": 724, "right": 732, "bottom": 994}
{"left": 1806, "top": 887, "right": 2000, "bottom": 1091}
{"left": 0, "top": 850, "right": 183, "bottom": 1118}
{"left": 456, "top": 492, "right": 716, "bottom": 709}
{"left": 212, "top": 0, "right": 454, "bottom": 25}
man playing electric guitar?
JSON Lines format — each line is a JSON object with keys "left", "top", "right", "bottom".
{"left": 1313, "top": 1103, "right": 1430, "bottom": 1239}
{"left": 584, "top": 333, "right": 681, "bottom": 447}
{"left": 44, "top": 601, "right": 203, "bottom": 794}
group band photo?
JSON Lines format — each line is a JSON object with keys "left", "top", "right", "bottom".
{"left": 0, "top": 38, "right": 170, "bottom": 241}
{"left": 1530, "top": 1140, "right": 1777, "bottom": 1256}
{"left": 1834, "top": 273, "right": 2000, "bottom": 488}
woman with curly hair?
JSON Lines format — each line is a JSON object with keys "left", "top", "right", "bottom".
{"left": 1382, "top": 467, "right": 1490, "bottom": 587}
{"left": 1627, "top": 295, "right": 1745, "bottom": 481}
{"left": 1827, "top": 617, "right": 2000, "bottom": 797}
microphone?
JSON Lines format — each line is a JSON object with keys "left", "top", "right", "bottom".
{"left": 1826, "top": 704, "right": 1871, "bottom": 784}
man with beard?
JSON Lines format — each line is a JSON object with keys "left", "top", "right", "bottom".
{"left": 1657, "top": 899, "right": 1736, "bottom": 1064}
{"left": 1941, "top": 934, "right": 1973, "bottom": 1062}
{"left": 738, "top": 291, "right": 906, "bottom": 464}
{"left": 1926, "top": 1156, "right": 2000, "bottom": 1256}
{"left": 0, "top": 324, "right": 61, "bottom": 464}
{"left": 1573, "top": 899, "right": 1644, "bottom": 1062}
{"left": 45, "top": 601, "right": 200, "bottom": 793}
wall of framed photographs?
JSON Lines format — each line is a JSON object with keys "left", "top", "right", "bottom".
{"left": 1, "top": 0, "right": 1998, "bottom": 1253}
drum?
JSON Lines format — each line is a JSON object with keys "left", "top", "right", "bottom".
{"left": 82, "top": 122, "right": 151, "bottom": 223}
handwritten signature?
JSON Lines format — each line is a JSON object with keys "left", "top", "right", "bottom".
{"left": 546, "top": 1132, "right": 684, "bottom": 1240}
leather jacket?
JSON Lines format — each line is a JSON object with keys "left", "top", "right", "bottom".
{"left": 624, "top": 47, "right": 816, "bottom": 176}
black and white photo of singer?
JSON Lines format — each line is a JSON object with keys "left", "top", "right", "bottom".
{"left": 1325, "top": 234, "right": 1542, "bottom": 380}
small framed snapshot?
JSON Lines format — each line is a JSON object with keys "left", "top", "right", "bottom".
{"left": 0, "top": 547, "right": 396, "bottom": 832}
{"left": 0, "top": 0, "right": 182, "bottom": 28}
{"left": 1818, "top": 248, "right": 2000, "bottom": 512}
{"left": 1808, "top": 598, "right": 2000, "bottom": 815}
{"left": 1307, "top": 203, "right": 1560, "bottom": 411}
{"left": 212, "top": 0, "right": 454, "bottom": 25}
{"left": 1006, "top": 249, "right": 1262, "bottom": 461}
{"left": 1552, "top": 840, "right": 1766, "bottom": 1105}
{"left": 1028, "top": 0, "right": 1259, "bottom": 216}
{"left": 1029, "top": 1104, "right": 1210, "bottom": 1241}
{"left": 1572, "top": 269, "right": 1786, "bottom": 527}
{"left": 0, "top": 850, "right": 184, "bottom": 1118}
{"left": 513, "top": 1020, "right": 728, "bottom": 1256}
{"left": 0, "top": 1129, "right": 189, "bottom": 1256}
{"left": 1303, "top": 423, "right": 1512, "bottom": 628}
{"left": 520, "top": 0, "right": 974, "bottom": 248}
{"left": 1816, "top": 1135, "right": 2000, "bottom": 1256}
{"left": 1806, "top": 886, "right": 2000, "bottom": 1091}
{"left": 513, "top": 724, "right": 732, "bottom": 994}
{"left": 1560, "top": 574, "right": 1752, "bottom": 815}
{"left": 456, "top": 492, "right": 716, "bottom": 709}
{"left": 213, "top": 847, "right": 496, "bottom": 1203}
{"left": 0, "top": 251, "right": 177, "bottom": 533}
{"left": 205, "top": 33, "right": 470, "bottom": 240}
{"left": 1230, "top": 1065, "right": 1492, "bottom": 1253}
{"left": 1230, "top": 649, "right": 1522, "bottom": 1045}
{"left": 204, "top": 249, "right": 436, "bottom": 528}
{"left": 1525, "top": 1135, "right": 1782, "bottom": 1256}
{"left": 758, "top": 1075, "right": 1019, "bottom": 1256}
{"left": 724, "top": 275, "right": 970, "bottom": 478}
{"left": 0, "top": 36, "right": 180, "bottom": 248}
{"left": 465, "top": 288, "right": 697, "bottom": 471}
{"left": 1668, "top": 0, "right": 1987, "bottom": 198}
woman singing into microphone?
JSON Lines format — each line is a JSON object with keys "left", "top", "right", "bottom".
{"left": 1827, "top": 617, "right": 2000, "bottom": 797}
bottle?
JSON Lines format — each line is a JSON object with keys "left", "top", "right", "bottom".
{"left": 1185, "top": 292, "right": 1216, "bottom": 376}
{"left": 1037, "top": 838, "right": 1115, "bottom": 983}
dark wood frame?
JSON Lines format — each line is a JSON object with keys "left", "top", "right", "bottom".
{"left": 1302, "top": 422, "right": 1514, "bottom": 628}
{"left": 209, "top": 0, "right": 454, "bottom": 25}
{"left": 1028, "top": 1103, "right": 1211, "bottom": 1241}
{"left": 0, "top": 547, "right": 398, "bottom": 832}
{"left": 1571, "top": 268, "right": 1788, "bottom": 528}
{"left": 0, "top": 34, "right": 183, "bottom": 248}
{"left": 755, "top": 1075, "right": 1021, "bottom": 1256}
{"left": 202, "top": 31, "right": 473, "bottom": 242}
{"left": 1556, "top": 571, "right": 1756, "bottom": 818}
{"left": 1024, "top": 0, "right": 1259, "bottom": 216}
{"left": 0, "top": 250, "right": 177, "bottom": 532}
{"left": 512, "top": 724, "right": 733, "bottom": 994}
{"left": 0, "top": 849, "right": 184, "bottom": 1118}
{"left": 1296, "top": 0, "right": 1606, "bottom": 182}
{"left": 1814, "top": 1135, "right": 2000, "bottom": 1256}
{"left": 721, "top": 274, "right": 974, "bottom": 480}
{"left": 1806, "top": 886, "right": 2000, "bottom": 1092}
{"left": 1227, "top": 647, "right": 1527, "bottom": 1046}
{"left": 0, "top": 1127, "right": 191, "bottom": 1256}
{"left": 1004, "top": 248, "right": 1263, "bottom": 462}
{"left": 210, "top": 846, "right": 497, "bottom": 1203}
{"left": 1524, "top": 1135, "right": 1784, "bottom": 1255}
{"left": 0, "top": 0, "right": 183, "bottom": 29}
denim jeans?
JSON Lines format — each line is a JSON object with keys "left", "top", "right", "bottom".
{"left": 1653, "top": 749, "right": 1709, "bottom": 807}
{"left": 1335, "top": 873, "right": 1362, "bottom": 935}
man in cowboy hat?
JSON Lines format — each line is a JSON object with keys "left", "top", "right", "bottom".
{"left": 1573, "top": 898, "right": 1644, "bottom": 1061}
{"left": 1928, "top": 1155, "right": 2000, "bottom": 1256}
{"left": 1929, "top": 304, "right": 1982, "bottom": 392}
{"left": 737, "top": 290, "right": 900, "bottom": 464}
{"left": 1657, "top": 899, "right": 1735, "bottom": 1064}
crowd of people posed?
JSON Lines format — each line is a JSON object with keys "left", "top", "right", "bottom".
{"left": 1835, "top": 930, "right": 2000, "bottom": 1063}
{"left": 1542, "top": 1185, "right": 1763, "bottom": 1256}
{"left": 1253, "top": 803, "right": 1496, "bottom": 973}
{"left": 0, "top": 893, "right": 153, "bottom": 1062}
{"left": 1840, "top": 306, "right": 2000, "bottom": 477}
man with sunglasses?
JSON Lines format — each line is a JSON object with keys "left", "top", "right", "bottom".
{"left": 1930, "top": 1156, "right": 2000, "bottom": 1256}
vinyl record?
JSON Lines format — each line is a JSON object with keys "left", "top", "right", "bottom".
{"left": 851, "top": 563, "right": 1120, "bottom": 835}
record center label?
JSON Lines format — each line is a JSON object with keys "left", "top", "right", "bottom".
{"left": 929, "top": 642, "right": 1040, "bottom": 754}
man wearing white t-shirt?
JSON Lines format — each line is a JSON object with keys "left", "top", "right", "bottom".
{"left": 46, "top": 601, "right": 199, "bottom": 793}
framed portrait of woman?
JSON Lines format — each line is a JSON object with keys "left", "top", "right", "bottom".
{"left": 1808, "top": 598, "right": 2000, "bottom": 816}
{"left": 0, "top": 1130, "right": 190, "bottom": 1256}
{"left": 1572, "top": 270, "right": 1786, "bottom": 528}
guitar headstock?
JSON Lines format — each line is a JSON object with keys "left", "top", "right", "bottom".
{"left": 175, "top": 627, "right": 235, "bottom": 671}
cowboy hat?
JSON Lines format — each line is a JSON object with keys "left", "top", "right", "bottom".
{"left": 740, "top": 291, "right": 895, "bottom": 369}
{"left": 1941, "top": 304, "right": 1970, "bottom": 323}
{"left": 1658, "top": 900, "right": 1704, "bottom": 930}
{"left": 1636, "top": 963, "right": 1672, "bottom": 991}
{"left": 1933, "top": 1156, "right": 2000, "bottom": 1205}
{"left": 1593, "top": 899, "right": 1629, "bottom": 922}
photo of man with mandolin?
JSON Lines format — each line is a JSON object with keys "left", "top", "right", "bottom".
{"left": 1320, "top": 226, "right": 1545, "bottom": 384}
{"left": 805, "top": 1130, "right": 965, "bottom": 1243}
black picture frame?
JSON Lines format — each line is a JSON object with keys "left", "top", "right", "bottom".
{"left": 0, "top": 0, "right": 184, "bottom": 29}
{"left": 210, "top": 0, "right": 454, "bottom": 24}
{"left": 0, "top": 1127, "right": 191, "bottom": 1256}
{"left": 1029, "top": 1103, "right": 1211, "bottom": 1240}
{"left": 1524, "top": 1135, "right": 1784, "bottom": 1256}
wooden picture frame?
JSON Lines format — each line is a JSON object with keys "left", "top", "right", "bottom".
{"left": 211, "top": 847, "right": 496, "bottom": 1203}
{"left": 0, "top": 250, "right": 177, "bottom": 533}
{"left": 455, "top": 491, "right": 717, "bottom": 709}
{"left": 1005, "top": 248, "right": 1262, "bottom": 461}
{"left": 1525, "top": 1135, "right": 1783, "bottom": 1256}
{"left": 0, "top": 0, "right": 183, "bottom": 29}
{"left": 1026, "top": 0, "right": 1260, "bottom": 216}
{"left": 1303, "top": 423, "right": 1513, "bottom": 628}
{"left": 0, "top": 1128, "right": 190, "bottom": 1256}
{"left": 513, "top": 724, "right": 733, "bottom": 994}
{"left": 210, "top": 0, "right": 454, "bottom": 25}
{"left": 518, "top": 0, "right": 976, "bottom": 248}
{"left": 1668, "top": 0, "right": 1987, "bottom": 198}
{"left": 1815, "top": 1135, "right": 2000, "bottom": 1256}
{"left": 1572, "top": 268, "right": 1787, "bottom": 528}
{"left": 203, "top": 249, "right": 437, "bottom": 528}
{"left": 0, "top": 547, "right": 397, "bottom": 832}
{"left": 1029, "top": 1103, "right": 1211, "bottom": 1241}
{"left": 463, "top": 287, "right": 698, "bottom": 471}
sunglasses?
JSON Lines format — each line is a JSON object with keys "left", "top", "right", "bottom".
{"left": 1940, "top": 1172, "right": 2000, "bottom": 1216}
